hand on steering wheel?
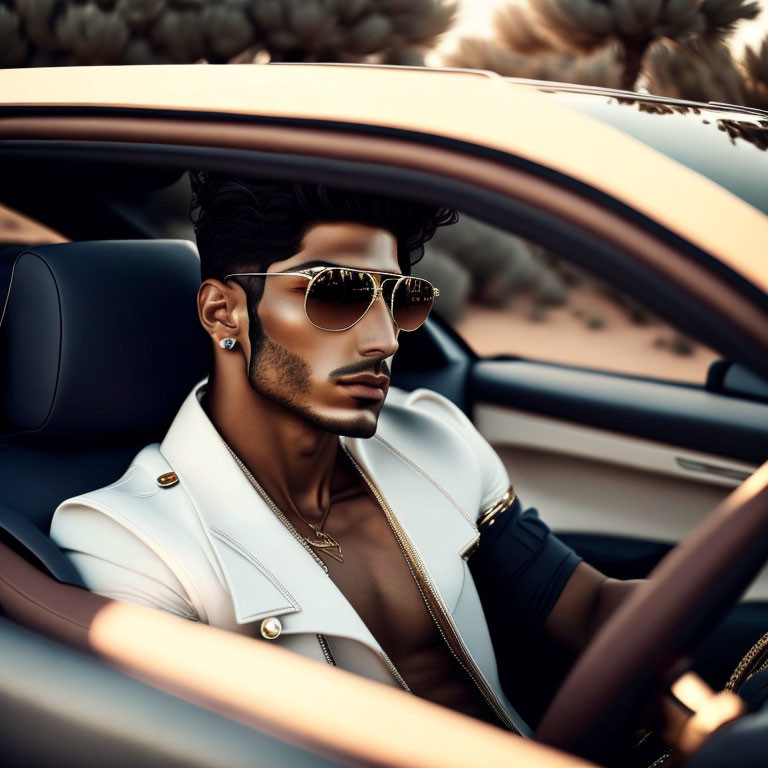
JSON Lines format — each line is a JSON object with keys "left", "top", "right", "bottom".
{"left": 536, "top": 461, "right": 768, "bottom": 763}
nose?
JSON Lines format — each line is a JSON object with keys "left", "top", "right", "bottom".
{"left": 355, "top": 293, "right": 399, "bottom": 359}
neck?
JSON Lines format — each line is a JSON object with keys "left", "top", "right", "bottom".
{"left": 204, "top": 368, "right": 345, "bottom": 525}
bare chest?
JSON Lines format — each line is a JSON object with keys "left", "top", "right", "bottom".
{"left": 315, "top": 483, "right": 496, "bottom": 724}
{"left": 320, "top": 488, "right": 437, "bottom": 660}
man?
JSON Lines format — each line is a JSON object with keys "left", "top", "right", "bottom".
{"left": 50, "top": 173, "right": 637, "bottom": 735}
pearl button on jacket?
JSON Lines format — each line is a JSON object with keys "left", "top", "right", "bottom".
{"left": 50, "top": 380, "right": 529, "bottom": 735}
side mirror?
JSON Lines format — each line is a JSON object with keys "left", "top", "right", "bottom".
{"left": 706, "top": 359, "right": 768, "bottom": 402}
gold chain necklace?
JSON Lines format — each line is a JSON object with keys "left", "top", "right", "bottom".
{"left": 292, "top": 504, "right": 344, "bottom": 564}
{"left": 222, "top": 440, "right": 344, "bottom": 564}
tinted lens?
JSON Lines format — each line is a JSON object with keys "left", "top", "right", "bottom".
{"left": 305, "top": 268, "right": 376, "bottom": 331}
{"left": 389, "top": 277, "right": 435, "bottom": 331}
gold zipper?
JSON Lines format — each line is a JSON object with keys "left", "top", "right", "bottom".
{"left": 377, "top": 650, "right": 412, "bottom": 692}
{"left": 223, "top": 439, "right": 411, "bottom": 689}
{"left": 343, "top": 444, "right": 523, "bottom": 735}
{"left": 727, "top": 629, "right": 768, "bottom": 691}
{"left": 316, "top": 634, "right": 336, "bottom": 666}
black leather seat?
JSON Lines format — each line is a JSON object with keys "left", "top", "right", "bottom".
{"left": 0, "top": 241, "right": 208, "bottom": 584}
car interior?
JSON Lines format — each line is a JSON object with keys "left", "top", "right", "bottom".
{"left": 2, "top": 141, "right": 768, "bottom": 768}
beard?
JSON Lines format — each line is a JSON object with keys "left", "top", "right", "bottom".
{"left": 247, "top": 330, "right": 380, "bottom": 439}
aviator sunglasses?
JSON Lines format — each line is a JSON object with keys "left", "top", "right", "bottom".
{"left": 224, "top": 266, "right": 440, "bottom": 332}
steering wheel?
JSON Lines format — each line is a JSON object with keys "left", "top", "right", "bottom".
{"left": 535, "top": 461, "right": 768, "bottom": 762}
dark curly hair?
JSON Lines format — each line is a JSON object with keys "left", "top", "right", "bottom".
{"left": 189, "top": 172, "right": 458, "bottom": 369}
{"left": 189, "top": 171, "right": 458, "bottom": 280}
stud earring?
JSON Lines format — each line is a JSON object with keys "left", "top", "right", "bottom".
{"left": 219, "top": 338, "right": 237, "bottom": 351}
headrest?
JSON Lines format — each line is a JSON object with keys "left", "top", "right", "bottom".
{"left": 0, "top": 241, "right": 209, "bottom": 440}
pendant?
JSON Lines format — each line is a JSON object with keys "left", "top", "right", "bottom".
{"left": 308, "top": 530, "right": 344, "bottom": 563}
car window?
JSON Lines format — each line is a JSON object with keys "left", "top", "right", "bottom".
{"left": 415, "top": 214, "right": 721, "bottom": 385}
{"left": 79, "top": 164, "right": 725, "bottom": 388}
{"left": 0, "top": 203, "right": 67, "bottom": 246}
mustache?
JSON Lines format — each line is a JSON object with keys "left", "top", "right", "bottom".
{"left": 329, "top": 356, "right": 391, "bottom": 380}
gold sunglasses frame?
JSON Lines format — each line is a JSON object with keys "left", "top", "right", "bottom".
{"left": 224, "top": 266, "right": 440, "bottom": 332}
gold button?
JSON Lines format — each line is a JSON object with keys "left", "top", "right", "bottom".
{"left": 260, "top": 617, "right": 282, "bottom": 640}
{"left": 157, "top": 472, "right": 179, "bottom": 488}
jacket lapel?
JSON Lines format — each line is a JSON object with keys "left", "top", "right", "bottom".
{"left": 343, "top": 403, "right": 480, "bottom": 614}
{"left": 160, "top": 380, "right": 383, "bottom": 653}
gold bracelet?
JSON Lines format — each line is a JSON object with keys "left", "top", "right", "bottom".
{"left": 478, "top": 485, "right": 516, "bottom": 529}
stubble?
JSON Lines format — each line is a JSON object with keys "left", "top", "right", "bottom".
{"left": 248, "top": 334, "right": 379, "bottom": 438}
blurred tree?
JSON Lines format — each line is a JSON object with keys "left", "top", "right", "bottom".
{"left": 743, "top": 35, "right": 768, "bottom": 108}
{"left": 412, "top": 247, "right": 472, "bottom": 322}
{"left": 444, "top": 35, "right": 623, "bottom": 87}
{"left": 2, "top": 0, "right": 456, "bottom": 68}
{"left": 645, "top": 38, "right": 748, "bottom": 103}
{"left": 0, "top": 5, "right": 29, "bottom": 67}
{"left": 494, "top": 1, "right": 557, "bottom": 55}
{"left": 420, "top": 214, "right": 569, "bottom": 321}
{"left": 445, "top": 0, "right": 762, "bottom": 93}
{"left": 444, "top": 1, "right": 623, "bottom": 85}
{"left": 528, "top": 0, "right": 760, "bottom": 90}
{"left": 642, "top": 31, "right": 768, "bottom": 109}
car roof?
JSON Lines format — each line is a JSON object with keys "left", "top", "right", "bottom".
{"left": 2, "top": 63, "right": 767, "bottom": 292}
{"left": 509, "top": 79, "right": 768, "bottom": 217}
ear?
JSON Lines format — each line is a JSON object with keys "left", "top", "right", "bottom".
{"left": 198, "top": 279, "right": 249, "bottom": 347}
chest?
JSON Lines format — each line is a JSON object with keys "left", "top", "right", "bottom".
{"left": 314, "top": 484, "right": 498, "bottom": 723}
{"left": 319, "top": 486, "right": 439, "bottom": 660}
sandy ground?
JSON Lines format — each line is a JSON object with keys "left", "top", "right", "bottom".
{"left": 455, "top": 288, "right": 720, "bottom": 384}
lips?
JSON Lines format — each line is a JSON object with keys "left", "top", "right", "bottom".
{"left": 336, "top": 373, "right": 389, "bottom": 401}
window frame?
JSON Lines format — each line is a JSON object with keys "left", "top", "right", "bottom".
{"left": 1, "top": 109, "right": 767, "bottom": 382}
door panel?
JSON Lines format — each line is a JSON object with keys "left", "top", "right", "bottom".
{"left": 468, "top": 359, "right": 768, "bottom": 692}
{"left": 488, "top": 435, "right": 764, "bottom": 596}
{"left": 471, "top": 360, "right": 768, "bottom": 464}
{"left": 469, "top": 361, "right": 768, "bottom": 598}
{"left": 487, "top": 439, "right": 768, "bottom": 599}
{"left": 475, "top": 403, "right": 755, "bottom": 490}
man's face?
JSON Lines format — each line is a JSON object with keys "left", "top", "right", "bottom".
{"left": 245, "top": 221, "right": 401, "bottom": 438}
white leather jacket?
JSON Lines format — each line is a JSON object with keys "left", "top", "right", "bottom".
{"left": 50, "top": 380, "right": 529, "bottom": 735}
